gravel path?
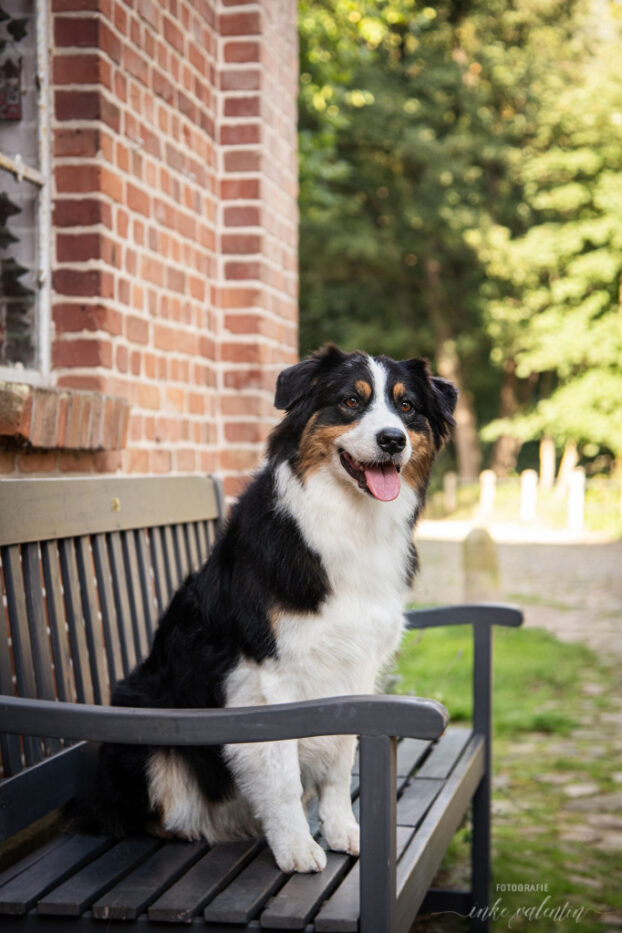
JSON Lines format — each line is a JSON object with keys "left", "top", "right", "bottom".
{"left": 413, "top": 523, "right": 622, "bottom": 661}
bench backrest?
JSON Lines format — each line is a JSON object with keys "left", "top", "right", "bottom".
{"left": 0, "top": 475, "right": 224, "bottom": 840}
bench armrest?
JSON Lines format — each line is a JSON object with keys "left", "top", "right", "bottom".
{"left": 0, "top": 693, "right": 448, "bottom": 746}
{"left": 405, "top": 602, "right": 523, "bottom": 630}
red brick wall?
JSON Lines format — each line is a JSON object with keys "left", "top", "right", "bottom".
{"left": 0, "top": 0, "right": 298, "bottom": 494}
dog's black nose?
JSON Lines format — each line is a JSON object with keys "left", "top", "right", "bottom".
{"left": 376, "top": 428, "right": 406, "bottom": 455}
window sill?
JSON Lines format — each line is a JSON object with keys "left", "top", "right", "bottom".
{"left": 0, "top": 382, "right": 130, "bottom": 452}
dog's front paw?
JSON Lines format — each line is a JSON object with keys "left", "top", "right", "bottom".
{"left": 322, "top": 819, "right": 360, "bottom": 856}
{"left": 272, "top": 834, "right": 327, "bottom": 874}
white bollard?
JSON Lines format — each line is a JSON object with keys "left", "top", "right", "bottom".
{"left": 567, "top": 468, "right": 586, "bottom": 533}
{"left": 479, "top": 470, "right": 496, "bottom": 516}
{"left": 520, "top": 469, "right": 538, "bottom": 522}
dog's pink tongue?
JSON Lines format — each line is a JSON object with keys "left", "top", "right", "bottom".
{"left": 364, "top": 463, "right": 401, "bottom": 502}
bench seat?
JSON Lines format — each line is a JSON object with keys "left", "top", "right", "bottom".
{"left": 0, "top": 727, "right": 482, "bottom": 931}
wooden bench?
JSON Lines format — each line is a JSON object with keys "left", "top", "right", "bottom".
{"left": 0, "top": 475, "right": 523, "bottom": 932}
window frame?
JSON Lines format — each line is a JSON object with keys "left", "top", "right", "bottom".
{"left": 0, "top": 0, "right": 51, "bottom": 386}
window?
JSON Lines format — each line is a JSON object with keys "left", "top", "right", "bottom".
{"left": 0, "top": 0, "right": 50, "bottom": 382}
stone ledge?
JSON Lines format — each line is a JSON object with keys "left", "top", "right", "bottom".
{"left": 0, "top": 382, "right": 130, "bottom": 452}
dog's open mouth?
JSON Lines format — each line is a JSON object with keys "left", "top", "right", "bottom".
{"left": 339, "top": 450, "right": 401, "bottom": 502}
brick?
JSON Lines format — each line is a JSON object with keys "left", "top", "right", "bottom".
{"left": 53, "top": 268, "right": 114, "bottom": 298}
{"left": 224, "top": 40, "right": 260, "bottom": 63}
{"left": 0, "top": 383, "right": 34, "bottom": 441}
{"left": 225, "top": 260, "right": 261, "bottom": 280}
{"left": 221, "top": 69, "right": 261, "bottom": 92}
{"left": 127, "top": 182, "right": 151, "bottom": 217}
{"left": 55, "top": 164, "right": 101, "bottom": 194}
{"left": 224, "top": 96, "right": 260, "bottom": 118}
{"left": 53, "top": 53, "right": 106, "bottom": 85}
{"left": 220, "top": 178, "right": 260, "bottom": 200}
{"left": 220, "top": 123, "right": 261, "bottom": 146}
{"left": 52, "top": 337, "right": 113, "bottom": 368}
{"left": 0, "top": 450, "right": 15, "bottom": 473}
{"left": 224, "top": 150, "right": 261, "bottom": 173}
{"left": 221, "top": 234, "right": 261, "bottom": 255}
{"left": 224, "top": 205, "right": 260, "bottom": 227}
{"left": 126, "top": 315, "right": 149, "bottom": 344}
{"left": 54, "top": 16, "right": 99, "bottom": 48}
{"left": 56, "top": 232, "right": 102, "bottom": 263}
{"left": 54, "top": 127, "right": 100, "bottom": 158}
{"left": 58, "top": 451, "right": 95, "bottom": 473}
{"left": 18, "top": 452, "right": 58, "bottom": 474}
{"left": 30, "top": 391, "right": 60, "bottom": 448}
{"left": 53, "top": 198, "right": 112, "bottom": 228}
{"left": 219, "top": 11, "right": 261, "bottom": 36}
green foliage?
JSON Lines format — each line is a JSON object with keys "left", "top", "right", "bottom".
{"left": 298, "top": 0, "right": 622, "bottom": 469}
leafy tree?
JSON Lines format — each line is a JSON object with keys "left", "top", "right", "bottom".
{"left": 469, "top": 27, "right": 622, "bottom": 469}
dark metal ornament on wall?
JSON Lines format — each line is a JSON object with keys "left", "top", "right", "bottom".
{"left": 0, "top": 56, "right": 22, "bottom": 120}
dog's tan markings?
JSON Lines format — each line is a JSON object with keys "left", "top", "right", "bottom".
{"left": 268, "top": 608, "right": 283, "bottom": 635}
{"left": 355, "top": 380, "right": 372, "bottom": 401}
{"left": 297, "top": 418, "right": 354, "bottom": 480}
{"left": 392, "top": 382, "right": 407, "bottom": 403}
{"left": 402, "top": 429, "right": 434, "bottom": 494}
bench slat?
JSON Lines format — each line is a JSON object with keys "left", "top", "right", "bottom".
{"left": 148, "top": 526, "right": 169, "bottom": 616}
{"left": 0, "top": 834, "right": 111, "bottom": 915}
{"left": 41, "top": 540, "right": 75, "bottom": 702}
{"left": 162, "top": 524, "right": 182, "bottom": 594}
{"left": 22, "top": 544, "right": 59, "bottom": 731}
{"left": 313, "top": 827, "right": 413, "bottom": 933}
{"left": 415, "top": 726, "right": 472, "bottom": 780}
{"left": 174, "top": 524, "right": 190, "bottom": 581}
{"left": 0, "top": 554, "right": 22, "bottom": 776}
{"left": 37, "top": 835, "right": 161, "bottom": 916}
{"left": 91, "top": 533, "right": 125, "bottom": 686}
{"left": 204, "top": 847, "right": 286, "bottom": 925}
{"left": 185, "top": 523, "right": 200, "bottom": 572}
{"left": 107, "top": 531, "right": 138, "bottom": 675}
{"left": 135, "top": 529, "right": 159, "bottom": 643}
{"left": 396, "top": 779, "right": 443, "bottom": 828}
{"left": 260, "top": 850, "right": 350, "bottom": 930}
{"left": 148, "top": 838, "right": 262, "bottom": 923}
{"left": 122, "top": 530, "right": 150, "bottom": 662}
{"left": 75, "top": 535, "right": 110, "bottom": 706}
{"left": 2, "top": 545, "right": 42, "bottom": 766}
{"left": 91, "top": 839, "right": 209, "bottom": 921}
{"left": 59, "top": 538, "right": 95, "bottom": 705}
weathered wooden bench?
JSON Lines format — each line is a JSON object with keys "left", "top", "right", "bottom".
{"left": 0, "top": 475, "right": 523, "bottom": 932}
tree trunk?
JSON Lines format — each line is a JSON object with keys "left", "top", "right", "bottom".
{"left": 490, "top": 358, "right": 522, "bottom": 477}
{"left": 424, "top": 258, "right": 481, "bottom": 480}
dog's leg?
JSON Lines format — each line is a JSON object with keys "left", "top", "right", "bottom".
{"left": 316, "top": 735, "right": 360, "bottom": 856}
{"left": 225, "top": 739, "right": 327, "bottom": 874}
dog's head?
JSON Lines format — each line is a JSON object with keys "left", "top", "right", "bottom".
{"left": 270, "top": 345, "right": 457, "bottom": 502}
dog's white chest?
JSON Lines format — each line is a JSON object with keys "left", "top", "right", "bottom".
{"left": 269, "top": 462, "right": 416, "bottom": 696}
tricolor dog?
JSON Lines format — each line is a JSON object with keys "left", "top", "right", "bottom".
{"left": 80, "top": 346, "right": 457, "bottom": 874}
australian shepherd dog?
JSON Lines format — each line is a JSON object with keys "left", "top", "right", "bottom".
{"left": 81, "top": 345, "right": 457, "bottom": 874}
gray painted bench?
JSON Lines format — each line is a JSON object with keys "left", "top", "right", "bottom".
{"left": 0, "top": 475, "right": 523, "bottom": 932}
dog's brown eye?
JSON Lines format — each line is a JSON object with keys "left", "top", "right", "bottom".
{"left": 400, "top": 399, "right": 413, "bottom": 413}
{"left": 344, "top": 396, "right": 360, "bottom": 409}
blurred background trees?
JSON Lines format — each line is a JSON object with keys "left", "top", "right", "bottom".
{"left": 298, "top": 0, "right": 622, "bottom": 481}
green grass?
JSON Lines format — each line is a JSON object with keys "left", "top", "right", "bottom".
{"left": 394, "top": 624, "right": 594, "bottom": 736}
{"left": 393, "top": 622, "right": 622, "bottom": 931}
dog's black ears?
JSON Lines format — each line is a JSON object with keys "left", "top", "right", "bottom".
{"left": 401, "top": 358, "right": 458, "bottom": 447}
{"left": 275, "top": 344, "right": 348, "bottom": 411}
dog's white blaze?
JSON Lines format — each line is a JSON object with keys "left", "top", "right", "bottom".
{"left": 339, "top": 357, "right": 411, "bottom": 467}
